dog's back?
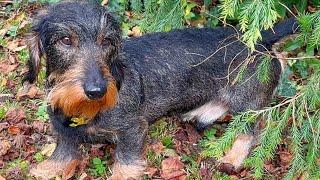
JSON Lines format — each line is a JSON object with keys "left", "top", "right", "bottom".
{"left": 122, "top": 19, "right": 296, "bottom": 125}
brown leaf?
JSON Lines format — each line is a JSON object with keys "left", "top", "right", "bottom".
{"left": 0, "top": 61, "right": 19, "bottom": 74}
{"left": 144, "top": 167, "right": 158, "bottom": 177}
{"left": 161, "top": 157, "right": 185, "bottom": 179}
{"left": 0, "top": 140, "right": 12, "bottom": 156}
{"left": 8, "top": 53, "right": 17, "bottom": 64}
{"left": 150, "top": 141, "right": 165, "bottom": 154}
{"left": 174, "top": 129, "right": 188, "bottom": 141}
{"left": 16, "top": 83, "right": 43, "bottom": 101}
{"left": 7, "top": 39, "right": 27, "bottom": 52}
{"left": 199, "top": 164, "right": 212, "bottom": 180}
{"left": 8, "top": 125, "right": 21, "bottom": 135}
{"left": 264, "top": 161, "right": 275, "bottom": 172}
{"left": 32, "top": 120, "right": 46, "bottom": 133}
{"left": 13, "top": 135, "right": 25, "bottom": 148}
{"left": 90, "top": 147, "right": 104, "bottom": 158}
{"left": 6, "top": 80, "right": 15, "bottom": 89}
{"left": 0, "top": 122, "right": 9, "bottom": 132}
{"left": 62, "top": 159, "right": 79, "bottom": 180}
{"left": 78, "top": 157, "right": 90, "bottom": 173}
{"left": 185, "top": 124, "right": 201, "bottom": 144}
{"left": 5, "top": 108, "right": 26, "bottom": 124}
{"left": 279, "top": 150, "right": 292, "bottom": 167}
{"left": 220, "top": 114, "right": 233, "bottom": 122}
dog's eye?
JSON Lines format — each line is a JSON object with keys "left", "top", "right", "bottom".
{"left": 60, "top": 37, "right": 72, "bottom": 46}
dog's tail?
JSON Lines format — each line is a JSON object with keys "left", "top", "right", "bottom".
{"left": 260, "top": 17, "right": 298, "bottom": 48}
{"left": 260, "top": 17, "right": 299, "bottom": 71}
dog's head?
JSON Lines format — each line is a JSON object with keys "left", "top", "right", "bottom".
{"left": 25, "top": 1, "right": 124, "bottom": 119}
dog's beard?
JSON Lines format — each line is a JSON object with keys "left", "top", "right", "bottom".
{"left": 47, "top": 68, "right": 118, "bottom": 120}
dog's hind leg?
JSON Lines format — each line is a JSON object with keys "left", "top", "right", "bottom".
{"left": 218, "top": 63, "right": 280, "bottom": 172}
{"left": 182, "top": 101, "right": 229, "bottom": 130}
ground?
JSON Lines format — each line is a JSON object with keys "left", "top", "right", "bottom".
{"left": 0, "top": 1, "right": 300, "bottom": 180}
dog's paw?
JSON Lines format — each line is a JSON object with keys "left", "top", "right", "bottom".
{"left": 109, "top": 161, "right": 145, "bottom": 180}
{"left": 29, "top": 159, "right": 79, "bottom": 180}
{"left": 218, "top": 134, "right": 254, "bottom": 172}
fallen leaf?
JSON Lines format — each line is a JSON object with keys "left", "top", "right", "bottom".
{"left": 13, "top": 135, "right": 25, "bottom": 148}
{"left": 8, "top": 125, "right": 21, "bottom": 135}
{"left": 78, "top": 157, "right": 90, "bottom": 173}
{"left": 161, "top": 157, "right": 185, "bottom": 179}
{"left": 6, "top": 80, "right": 15, "bottom": 89}
{"left": 41, "top": 143, "right": 57, "bottom": 157}
{"left": 0, "top": 140, "right": 12, "bottom": 156}
{"left": 16, "top": 83, "right": 42, "bottom": 101}
{"left": 8, "top": 53, "right": 17, "bottom": 64}
{"left": 162, "top": 148, "right": 178, "bottom": 157}
{"left": 78, "top": 173, "right": 88, "bottom": 180}
{"left": 62, "top": 159, "right": 79, "bottom": 180}
{"left": 199, "top": 163, "right": 212, "bottom": 180}
{"left": 264, "top": 161, "right": 275, "bottom": 172}
{"left": 174, "top": 129, "right": 188, "bottom": 141}
{"left": 90, "top": 147, "right": 104, "bottom": 158}
{"left": 0, "top": 122, "right": 9, "bottom": 132}
{"left": 145, "top": 167, "right": 158, "bottom": 177}
{"left": 32, "top": 120, "right": 46, "bottom": 133}
{"left": 5, "top": 108, "right": 26, "bottom": 124}
{"left": 279, "top": 150, "right": 292, "bottom": 167}
{"left": 173, "top": 139, "right": 184, "bottom": 154}
{"left": 220, "top": 114, "right": 233, "bottom": 122}
{"left": 150, "top": 141, "right": 165, "bottom": 154}
{"left": 7, "top": 39, "right": 27, "bottom": 52}
{"left": 0, "top": 61, "right": 19, "bottom": 74}
{"left": 185, "top": 124, "right": 201, "bottom": 144}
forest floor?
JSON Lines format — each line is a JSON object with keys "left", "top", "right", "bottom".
{"left": 0, "top": 1, "right": 301, "bottom": 180}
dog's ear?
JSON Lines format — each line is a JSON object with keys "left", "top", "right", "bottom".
{"left": 110, "top": 60, "right": 125, "bottom": 90}
{"left": 23, "top": 32, "right": 43, "bottom": 83}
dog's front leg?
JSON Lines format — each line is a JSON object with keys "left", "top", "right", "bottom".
{"left": 109, "top": 117, "right": 148, "bottom": 180}
{"left": 30, "top": 108, "right": 82, "bottom": 179}
{"left": 30, "top": 137, "right": 80, "bottom": 179}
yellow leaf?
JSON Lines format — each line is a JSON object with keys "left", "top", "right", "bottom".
{"left": 41, "top": 143, "right": 57, "bottom": 157}
{"left": 69, "top": 117, "right": 87, "bottom": 127}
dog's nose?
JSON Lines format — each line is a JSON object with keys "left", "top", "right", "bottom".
{"left": 84, "top": 85, "right": 107, "bottom": 100}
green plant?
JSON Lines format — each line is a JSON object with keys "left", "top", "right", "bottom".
{"left": 89, "top": 157, "right": 107, "bottom": 176}
{"left": 33, "top": 152, "right": 44, "bottom": 162}
{"left": 0, "top": 107, "right": 6, "bottom": 120}
{"left": 161, "top": 136, "right": 173, "bottom": 148}
{"left": 35, "top": 102, "right": 49, "bottom": 121}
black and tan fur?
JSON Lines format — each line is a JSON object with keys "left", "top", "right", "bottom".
{"left": 25, "top": 1, "right": 297, "bottom": 179}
